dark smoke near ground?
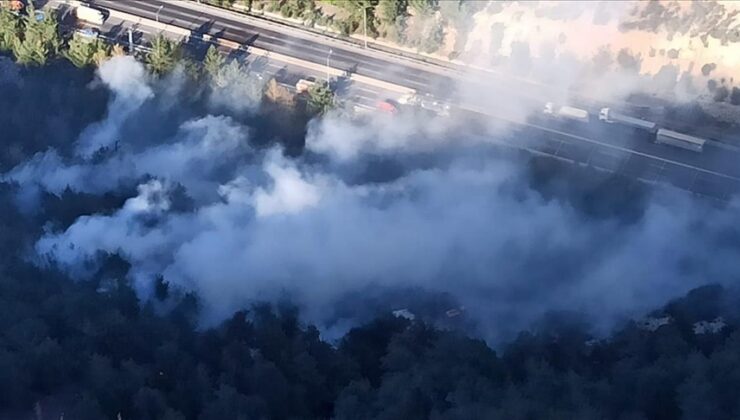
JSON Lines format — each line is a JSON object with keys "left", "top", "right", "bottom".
{"left": 3, "top": 55, "right": 740, "bottom": 418}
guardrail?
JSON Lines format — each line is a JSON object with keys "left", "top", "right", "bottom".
{"left": 63, "top": 0, "right": 416, "bottom": 95}
{"left": 56, "top": 0, "right": 740, "bottom": 197}
{"left": 184, "top": 0, "right": 464, "bottom": 75}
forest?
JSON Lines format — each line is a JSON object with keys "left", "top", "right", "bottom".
{"left": 2, "top": 231, "right": 740, "bottom": 419}
{"left": 3, "top": 4, "right": 740, "bottom": 420}
{"left": 0, "top": 59, "right": 738, "bottom": 420}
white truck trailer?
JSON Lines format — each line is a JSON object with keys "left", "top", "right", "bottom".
{"left": 655, "top": 129, "right": 706, "bottom": 153}
{"left": 75, "top": 4, "right": 106, "bottom": 26}
{"left": 543, "top": 102, "right": 589, "bottom": 122}
{"left": 598, "top": 108, "right": 658, "bottom": 133}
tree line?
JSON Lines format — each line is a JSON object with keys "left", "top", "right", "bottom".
{"left": 1, "top": 231, "right": 740, "bottom": 420}
{"left": 205, "top": 0, "right": 485, "bottom": 57}
{"left": 0, "top": 3, "right": 336, "bottom": 119}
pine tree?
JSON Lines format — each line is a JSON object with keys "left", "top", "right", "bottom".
{"left": 377, "top": 0, "right": 407, "bottom": 24}
{"left": 307, "top": 81, "right": 335, "bottom": 116}
{"left": 0, "top": 7, "right": 20, "bottom": 52}
{"left": 146, "top": 34, "right": 182, "bottom": 76}
{"left": 203, "top": 45, "right": 224, "bottom": 80}
{"left": 13, "top": 5, "right": 61, "bottom": 66}
{"left": 65, "top": 33, "right": 108, "bottom": 68}
{"left": 91, "top": 42, "right": 111, "bottom": 66}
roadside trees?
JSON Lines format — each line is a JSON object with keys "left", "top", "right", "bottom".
{"left": 146, "top": 34, "right": 182, "bottom": 76}
{"left": 306, "top": 81, "right": 336, "bottom": 116}
{"left": 13, "top": 5, "right": 61, "bottom": 65}
{"left": 65, "top": 33, "right": 109, "bottom": 68}
{"left": 203, "top": 45, "right": 224, "bottom": 80}
{"left": 0, "top": 7, "right": 20, "bottom": 52}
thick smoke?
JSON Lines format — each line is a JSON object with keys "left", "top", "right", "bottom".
{"left": 457, "top": 0, "right": 740, "bottom": 120}
{"left": 5, "top": 55, "right": 740, "bottom": 344}
{"left": 76, "top": 56, "right": 153, "bottom": 158}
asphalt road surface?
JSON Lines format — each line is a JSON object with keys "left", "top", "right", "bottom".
{"left": 91, "top": 0, "right": 455, "bottom": 95}
{"left": 85, "top": 0, "right": 740, "bottom": 201}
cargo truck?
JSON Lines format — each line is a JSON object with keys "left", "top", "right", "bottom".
{"left": 75, "top": 4, "right": 106, "bottom": 25}
{"left": 655, "top": 129, "right": 706, "bottom": 153}
{"left": 543, "top": 102, "right": 589, "bottom": 122}
{"left": 599, "top": 107, "right": 658, "bottom": 133}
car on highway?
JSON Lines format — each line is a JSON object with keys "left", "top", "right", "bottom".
{"left": 398, "top": 93, "right": 450, "bottom": 117}
{"left": 377, "top": 99, "right": 399, "bottom": 114}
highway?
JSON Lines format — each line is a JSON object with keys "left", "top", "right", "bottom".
{"left": 80, "top": 0, "right": 740, "bottom": 201}
{"left": 91, "top": 0, "right": 456, "bottom": 96}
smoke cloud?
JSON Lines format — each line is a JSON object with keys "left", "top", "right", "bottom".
{"left": 76, "top": 56, "right": 154, "bottom": 158}
{"left": 4, "top": 50, "right": 740, "bottom": 345}
{"left": 457, "top": 0, "right": 740, "bottom": 124}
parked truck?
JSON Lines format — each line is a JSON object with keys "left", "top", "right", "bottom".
{"left": 599, "top": 108, "right": 658, "bottom": 133}
{"left": 75, "top": 4, "right": 106, "bottom": 25}
{"left": 543, "top": 102, "right": 589, "bottom": 122}
{"left": 655, "top": 129, "right": 706, "bottom": 153}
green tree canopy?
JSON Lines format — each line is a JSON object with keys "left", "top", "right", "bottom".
{"left": 203, "top": 44, "right": 225, "bottom": 80}
{"left": 146, "top": 34, "right": 182, "bottom": 76}
{"left": 65, "top": 33, "right": 109, "bottom": 68}
{"left": 377, "top": 0, "right": 407, "bottom": 24}
{"left": 306, "top": 81, "right": 336, "bottom": 116}
{"left": 12, "top": 5, "right": 61, "bottom": 66}
{"left": 0, "top": 7, "right": 21, "bottom": 52}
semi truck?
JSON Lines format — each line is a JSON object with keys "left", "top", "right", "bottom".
{"left": 655, "top": 129, "right": 706, "bottom": 153}
{"left": 75, "top": 4, "right": 106, "bottom": 25}
{"left": 598, "top": 107, "right": 657, "bottom": 133}
{"left": 543, "top": 102, "right": 589, "bottom": 122}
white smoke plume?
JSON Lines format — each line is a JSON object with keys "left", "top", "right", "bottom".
{"left": 454, "top": 0, "right": 740, "bottom": 125}
{"left": 75, "top": 56, "right": 154, "bottom": 158}
{"left": 7, "top": 46, "right": 740, "bottom": 345}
